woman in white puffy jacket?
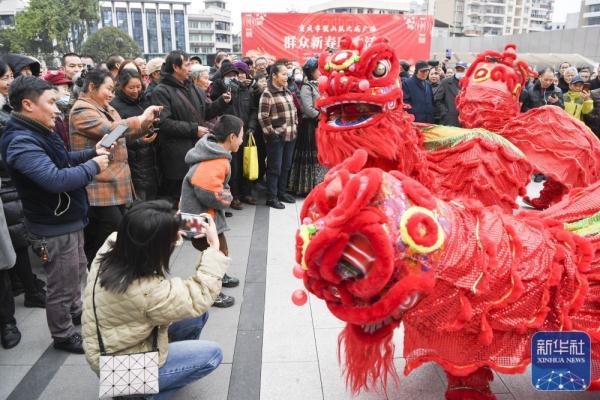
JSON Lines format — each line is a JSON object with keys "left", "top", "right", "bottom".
{"left": 82, "top": 200, "right": 229, "bottom": 399}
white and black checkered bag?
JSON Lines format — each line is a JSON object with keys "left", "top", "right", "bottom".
{"left": 92, "top": 273, "right": 160, "bottom": 399}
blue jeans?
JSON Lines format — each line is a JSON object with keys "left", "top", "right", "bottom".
{"left": 152, "top": 313, "right": 223, "bottom": 400}
{"left": 266, "top": 137, "right": 296, "bottom": 200}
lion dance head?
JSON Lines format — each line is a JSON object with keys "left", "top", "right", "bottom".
{"left": 295, "top": 150, "right": 451, "bottom": 393}
{"left": 457, "top": 44, "right": 536, "bottom": 132}
{"left": 316, "top": 36, "right": 425, "bottom": 175}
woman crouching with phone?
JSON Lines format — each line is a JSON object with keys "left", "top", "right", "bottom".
{"left": 178, "top": 115, "right": 244, "bottom": 308}
{"left": 82, "top": 201, "right": 227, "bottom": 399}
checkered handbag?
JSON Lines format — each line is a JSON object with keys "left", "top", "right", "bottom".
{"left": 92, "top": 273, "right": 160, "bottom": 399}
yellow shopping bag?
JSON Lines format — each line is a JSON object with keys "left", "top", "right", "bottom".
{"left": 243, "top": 131, "right": 259, "bottom": 181}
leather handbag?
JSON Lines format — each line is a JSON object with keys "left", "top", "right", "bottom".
{"left": 92, "top": 272, "right": 160, "bottom": 399}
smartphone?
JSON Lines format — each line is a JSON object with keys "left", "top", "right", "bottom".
{"left": 99, "top": 125, "right": 128, "bottom": 148}
{"left": 178, "top": 212, "right": 209, "bottom": 239}
{"left": 583, "top": 83, "right": 591, "bottom": 92}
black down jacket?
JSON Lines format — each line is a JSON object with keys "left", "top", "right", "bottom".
{"left": 151, "top": 73, "right": 227, "bottom": 180}
{"left": 110, "top": 91, "right": 160, "bottom": 201}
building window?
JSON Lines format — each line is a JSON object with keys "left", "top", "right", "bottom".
{"left": 174, "top": 10, "right": 185, "bottom": 50}
{"left": 101, "top": 7, "right": 112, "bottom": 27}
{"left": 190, "top": 33, "right": 213, "bottom": 42}
{"left": 216, "top": 33, "right": 229, "bottom": 43}
{"left": 131, "top": 9, "right": 143, "bottom": 49}
{"left": 587, "top": 16, "right": 600, "bottom": 25}
{"left": 116, "top": 8, "right": 128, "bottom": 33}
{"left": 160, "top": 10, "right": 172, "bottom": 52}
{"left": 189, "top": 20, "right": 212, "bottom": 30}
{"left": 215, "top": 21, "right": 230, "bottom": 31}
{"left": 146, "top": 9, "right": 158, "bottom": 54}
{"left": 0, "top": 15, "right": 15, "bottom": 27}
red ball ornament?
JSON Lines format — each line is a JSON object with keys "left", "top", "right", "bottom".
{"left": 292, "top": 289, "right": 308, "bottom": 306}
{"left": 292, "top": 264, "right": 305, "bottom": 279}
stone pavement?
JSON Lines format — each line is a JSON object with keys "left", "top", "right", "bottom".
{"left": 1, "top": 181, "right": 598, "bottom": 399}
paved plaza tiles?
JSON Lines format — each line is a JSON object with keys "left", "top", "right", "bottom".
{"left": 1, "top": 182, "right": 599, "bottom": 399}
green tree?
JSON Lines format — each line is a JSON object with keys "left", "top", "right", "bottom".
{"left": 0, "top": 28, "right": 24, "bottom": 55}
{"left": 14, "top": 0, "right": 98, "bottom": 57}
{"left": 81, "top": 27, "right": 142, "bottom": 63}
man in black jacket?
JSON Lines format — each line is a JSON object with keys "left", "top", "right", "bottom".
{"left": 434, "top": 62, "right": 467, "bottom": 127}
{"left": 520, "top": 67, "right": 564, "bottom": 112}
{"left": 151, "top": 50, "right": 231, "bottom": 203}
{"left": 402, "top": 61, "right": 434, "bottom": 123}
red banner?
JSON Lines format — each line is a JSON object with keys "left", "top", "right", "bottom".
{"left": 242, "top": 13, "right": 433, "bottom": 63}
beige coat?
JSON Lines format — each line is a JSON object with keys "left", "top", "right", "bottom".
{"left": 82, "top": 233, "right": 229, "bottom": 374}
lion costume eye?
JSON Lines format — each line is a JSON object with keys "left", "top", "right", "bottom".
{"left": 372, "top": 60, "right": 390, "bottom": 78}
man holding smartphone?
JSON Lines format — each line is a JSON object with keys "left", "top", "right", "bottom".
{"left": 1, "top": 76, "right": 110, "bottom": 353}
{"left": 520, "top": 67, "right": 564, "bottom": 112}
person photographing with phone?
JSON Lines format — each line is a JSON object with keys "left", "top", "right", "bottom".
{"left": 111, "top": 69, "right": 161, "bottom": 201}
{"left": 564, "top": 74, "right": 594, "bottom": 125}
{"left": 69, "top": 68, "right": 162, "bottom": 265}
{"left": 0, "top": 76, "right": 113, "bottom": 353}
{"left": 82, "top": 202, "right": 228, "bottom": 399}
{"left": 178, "top": 115, "right": 244, "bottom": 308}
{"left": 520, "top": 67, "right": 564, "bottom": 112}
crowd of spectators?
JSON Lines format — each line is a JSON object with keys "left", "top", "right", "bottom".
{"left": 400, "top": 57, "right": 599, "bottom": 138}
{"left": 0, "top": 48, "right": 329, "bottom": 398}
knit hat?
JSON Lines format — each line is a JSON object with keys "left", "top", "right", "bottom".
{"left": 146, "top": 58, "right": 164, "bottom": 75}
{"left": 233, "top": 61, "right": 250, "bottom": 77}
{"left": 43, "top": 70, "right": 72, "bottom": 86}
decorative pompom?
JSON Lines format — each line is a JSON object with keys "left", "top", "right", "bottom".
{"left": 291, "top": 289, "right": 308, "bottom": 306}
{"left": 358, "top": 79, "right": 370, "bottom": 91}
{"left": 399, "top": 206, "right": 445, "bottom": 254}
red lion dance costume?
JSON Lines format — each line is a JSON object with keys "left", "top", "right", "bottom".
{"left": 296, "top": 150, "right": 600, "bottom": 399}
{"left": 456, "top": 44, "right": 600, "bottom": 209}
{"left": 300, "top": 37, "right": 600, "bottom": 399}
{"left": 315, "top": 37, "right": 532, "bottom": 213}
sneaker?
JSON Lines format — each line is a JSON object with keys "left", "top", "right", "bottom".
{"left": 278, "top": 193, "right": 296, "bottom": 204}
{"left": 53, "top": 333, "right": 84, "bottom": 354}
{"left": 24, "top": 290, "right": 46, "bottom": 308}
{"left": 266, "top": 199, "right": 285, "bottom": 209}
{"left": 222, "top": 273, "right": 239, "bottom": 288}
{"left": 213, "top": 292, "right": 235, "bottom": 308}
{"left": 0, "top": 323, "right": 21, "bottom": 349}
{"left": 230, "top": 199, "right": 244, "bottom": 210}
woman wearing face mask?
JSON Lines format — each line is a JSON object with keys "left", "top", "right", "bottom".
{"left": 42, "top": 70, "right": 74, "bottom": 149}
{"left": 288, "top": 58, "right": 327, "bottom": 196}
{"left": 111, "top": 69, "right": 160, "bottom": 201}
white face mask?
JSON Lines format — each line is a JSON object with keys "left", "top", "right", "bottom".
{"left": 294, "top": 74, "right": 303, "bottom": 83}
{"left": 56, "top": 94, "right": 70, "bottom": 107}
{"left": 455, "top": 72, "right": 465, "bottom": 79}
